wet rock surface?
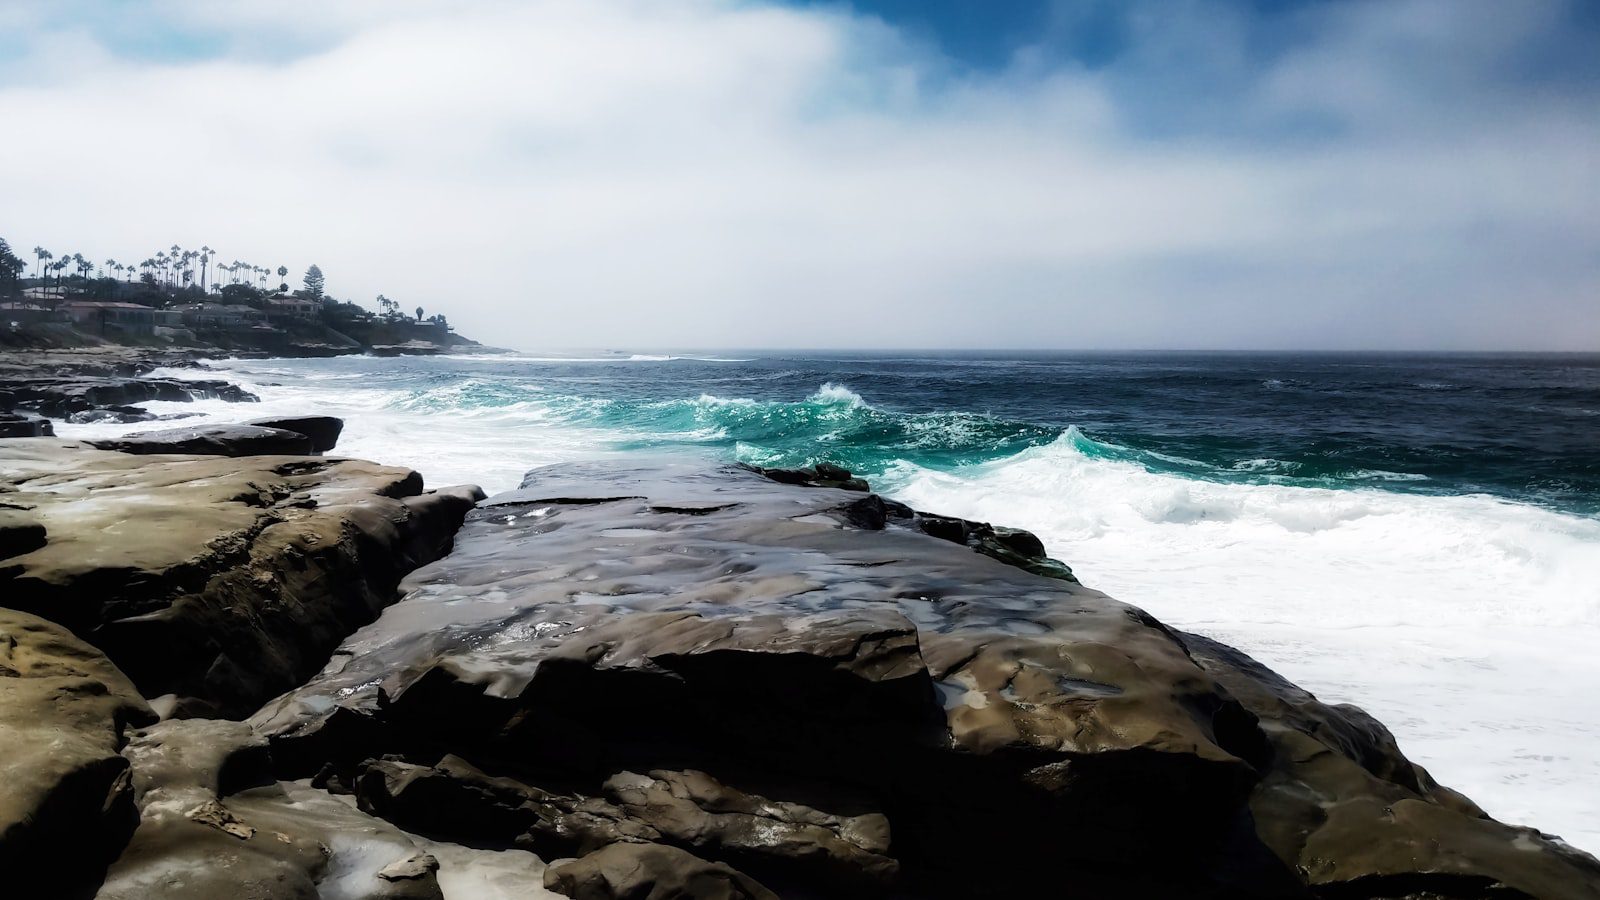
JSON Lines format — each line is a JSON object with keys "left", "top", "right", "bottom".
{"left": 0, "top": 438, "right": 483, "bottom": 717}
{"left": 88, "top": 423, "right": 317, "bottom": 456}
{"left": 3, "top": 374, "right": 256, "bottom": 418}
{"left": 245, "top": 414, "right": 344, "bottom": 452}
{"left": 249, "top": 459, "right": 1600, "bottom": 899}
{"left": 95, "top": 718, "right": 450, "bottom": 900}
{"left": 543, "top": 842, "right": 780, "bottom": 900}
{"left": 0, "top": 348, "right": 258, "bottom": 427}
{"left": 4, "top": 439, "right": 1597, "bottom": 898}
{"left": 0, "top": 410, "right": 54, "bottom": 436}
{"left": 0, "top": 609, "right": 156, "bottom": 900}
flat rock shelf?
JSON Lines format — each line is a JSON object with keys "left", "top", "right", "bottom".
{"left": 3, "top": 443, "right": 1597, "bottom": 899}
{"left": 248, "top": 459, "right": 1600, "bottom": 899}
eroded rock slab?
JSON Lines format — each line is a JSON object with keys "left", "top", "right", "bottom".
{"left": 0, "top": 609, "right": 155, "bottom": 900}
{"left": 246, "top": 415, "right": 344, "bottom": 453}
{"left": 0, "top": 411, "right": 54, "bottom": 437}
{"left": 1, "top": 374, "right": 256, "bottom": 419}
{"left": 0, "top": 439, "right": 483, "bottom": 716}
{"left": 88, "top": 423, "right": 316, "bottom": 457}
{"left": 544, "top": 842, "right": 779, "bottom": 900}
{"left": 248, "top": 458, "right": 1600, "bottom": 899}
{"left": 350, "top": 755, "right": 894, "bottom": 892}
{"left": 96, "top": 719, "right": 446, "bottom": 900}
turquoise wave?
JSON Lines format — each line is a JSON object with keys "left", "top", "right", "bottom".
{"left": 380, "top": 379, "right": 1458, "bottom": 496}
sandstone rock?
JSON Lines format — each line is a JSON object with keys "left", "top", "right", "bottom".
{"left": 89, "top": 423, "right": 316, "bottom": 457}
{"left": 0, "top": 411, "right": 53, "bottom": 437}
{"left": 249, "top": 459, "right": 1600, "bottom": 898}
{"left": 741, "top": 461, "right": 870, "bottom": 492}
{"left": 0, "top": 609, "right": 156, "bottom": 900}
{"left": 0, "top": 439, "right": 484, "bottom": 716}
{"left": 352, "top": 754, "right": 896, "bottom": 891}
{"left": 0, "top": 350, "right": 260, "bottom": 429}
{"left": 1181, "top": 631, "right": 1600, "bottom": 900}
{"left": 600, "top": 769, "right": 897, "bottom": 890}
{"left": 246, "top": 415, "right": 345, "bottom": 453}
{"left": 745, "top": 462, "right": 1070, "bottom": 582}
{"left": 543, "top": 842, "right": 778, "bottom": 900}
{"left": 2, "top": 375, "right": 256, "bottom": 419}
{"left": 96, "top": 719, "right": 445, "bottom": 900}
{"left": 0, "top": 510, "right": 46, "bottom": 560}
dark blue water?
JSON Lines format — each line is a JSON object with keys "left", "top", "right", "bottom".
{"left": 330, "top": 350, "right": 1600, "bottom": 515}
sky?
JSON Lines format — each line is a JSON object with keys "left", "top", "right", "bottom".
{"left": 0, "top": 0, "right": 1596, "bottom": 351}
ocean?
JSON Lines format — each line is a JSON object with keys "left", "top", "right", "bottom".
{"left": 56, "top": 350, "right": 1600, "bottom": 851}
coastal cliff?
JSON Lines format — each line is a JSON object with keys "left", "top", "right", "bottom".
{"left": 1, "top": 420, "right": 1597, "bottom": 897}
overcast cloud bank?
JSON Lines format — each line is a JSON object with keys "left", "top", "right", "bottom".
{"left": 1, "top": 0, "right": 1595, "bottom": 350}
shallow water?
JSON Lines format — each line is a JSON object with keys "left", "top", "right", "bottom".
{"left": 56, "top": 350, "right": 1600, "bottom": 851}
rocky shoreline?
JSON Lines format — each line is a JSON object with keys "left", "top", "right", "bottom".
{"left": 2, "top": 353, "right": 1599, "bottom": 899}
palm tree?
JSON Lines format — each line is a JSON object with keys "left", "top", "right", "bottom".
{"left": 32, "top": 246, "right": 50, "bottom": 284}
{"left": 200, "top": 246, "right": 212, "bottom": 291}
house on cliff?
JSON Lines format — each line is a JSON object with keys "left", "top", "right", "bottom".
{"left": 63, "top": 301, "right": 181, "bottom": 335}
{"left": 180, "top": 302, "right": 267, "bottom": 330}
{"left": 0, "top": 302, "right": 61, "bottom": 325}
{"left": 264, "top": 295, "right": 319, "bottom": 323}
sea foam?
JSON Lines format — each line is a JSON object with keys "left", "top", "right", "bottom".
{"left": 881, "top": 431, "right": 1600, "bottom": 849}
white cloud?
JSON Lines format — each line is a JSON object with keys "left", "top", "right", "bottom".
{"left": 0, "top": 0, "right": 1594, "bottom": 349}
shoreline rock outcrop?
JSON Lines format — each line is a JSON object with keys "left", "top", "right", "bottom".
{"left": 0, "top": 609, "right": 157, "bottom": 899}
{"left": 246, "top": 459, "right": 1600, "bottom": 899}
{"left": 0, "top": 439, "right": 483, "bottom": 718}
{"left": 0, "top": 348, "right": 258, "bottom": 430}
{"left": 245, "top": 414, "right": 344, "bottom": 453}
{"left": 88, "top": 423, "right": 317, "bottom": 456}
{"left": 4, "top": 426, "right": 1597, "bottom": 898}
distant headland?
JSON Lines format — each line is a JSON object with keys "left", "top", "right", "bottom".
{"left": 0, "top": 235, "right": 490, "bottom": 357}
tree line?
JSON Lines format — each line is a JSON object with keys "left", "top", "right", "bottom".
{"left": 1, "top": 235, "right": 447, "bottom": 328}
{"left": 11, "top": 240, "right": 290, "bottom": 298}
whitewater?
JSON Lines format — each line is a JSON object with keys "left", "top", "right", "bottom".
{"left": 56, "top": 352, "right": 1600, "bottom": 852}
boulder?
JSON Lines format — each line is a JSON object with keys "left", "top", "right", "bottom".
{"left": 246, "top": 415, "right": 345, "bottom": 453}
{"left": 0, "top": 439, "right": 484, "bottom": 717}
{"left": 0, "top": 609, "right": 156, "bottom": 900}
{"left": 88, "top": 424, "right": 316, "bottom": 457}
{"left": 249, "top": 459, "right": 1600, "bottom": 898}
{"left": 543, "top": 842, "right": 778, "bottom": 900}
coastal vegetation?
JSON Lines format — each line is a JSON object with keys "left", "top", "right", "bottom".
{"left": 1, "top": 234, "right": 466, "bottom": 354}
